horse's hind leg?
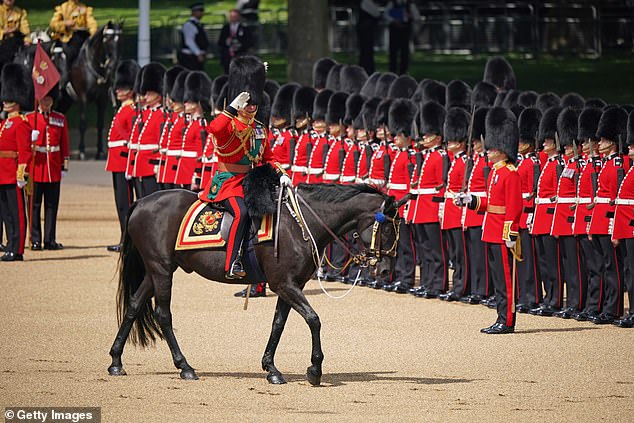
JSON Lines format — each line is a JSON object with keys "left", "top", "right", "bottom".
{"left": 153, "top": 275, "right": 198, "bottom": 380}
{"left": 108, "top": 276, "right": 153, "bottom": 376}
{"left": 262, "top": 297, "right": 292, "bottom": 384}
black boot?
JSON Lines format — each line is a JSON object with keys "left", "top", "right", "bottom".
{"left": 226, "top": 259, "right": 246, "bottom": 279}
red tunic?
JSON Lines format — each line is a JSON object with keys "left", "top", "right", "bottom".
{"left": 409, "top": 147, "right": 446, "bottom": 224}
{"left": 129, "top": 105, "right": 162, "bottom": 177}
{"left": 0, "top": 113, "right": 31, "bottom": 184}
{"left": 174, "top": 116, "right": 205, "bottom": 185}
{"left": 589, "top": 153, "right": 631, "bottom": 235}
{"left": 573, "top": 156, "right": 601, "bottom": 235}
{"left": 463, "top": 152, "right": 489, "bottom": 228}
{"left": 516, "top": 152, "right": 540, "bottom": 229}
{"left": 105, "top": 100, "right": 135, "bottom": 173}
{"left": 367, "top": 141, "right": 391, "bottom": 189}
{"left": 323, "top": 135, "right": 345, "bottom": 183}
{"left": 551, "top": 157, "right": 581, "bottom": 236}
{"left": 613, "top": 165, "right": 634, "bottom": 240}
{"left": 340, "top": 139, "right": 358, "bottom": 185}
{"left": 387, "top": 148, "right": 413, "bottom": 217}
{"left": 306, "top": 132, "right": 328, "bottom": 184}
{"left": 531, "top": 155, "right": 562, "bottom": 235}
{"left": 441, "top": 151, "right": 467, "bottom": 230}
{"left": 355, "top": 142, "right": 373, "bottom": 184}
{"left": 291, "top": 130, "right": 311, "bottom": 185}
{"left": 271, "top": 127, "right": 295, "bottom": 175}
{"left": 156, "top": 111, "right": 173, "bottom": 184}
{"left": 199, "top": 128, "right": 217, "bottom": 189}
{"left": 26, "top": 111, "right": 69, "bottom": 183}
{"left": 161, "top": 113, "right": 186, "bottom": 184}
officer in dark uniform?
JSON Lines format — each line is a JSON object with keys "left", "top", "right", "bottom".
{"left": 217, "top": 9, "right": 253, "bottom": 74}
{"left": 178, "top": 3, "right": 209, "bottom": 71}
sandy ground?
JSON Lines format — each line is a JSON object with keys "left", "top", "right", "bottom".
{"left": 1, "top": 164, "right": 634, "bottom": 422}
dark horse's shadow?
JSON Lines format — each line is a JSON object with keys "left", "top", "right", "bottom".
{"left": 153, "top": 370, "right": 475, "bottom": 387}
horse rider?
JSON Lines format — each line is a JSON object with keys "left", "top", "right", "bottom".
{"left": 0, "top": 0, "right": 30, "bottom": 44}
{"left": 49, "top": 0, "right": 97, "bottom": 65}
{"left": 199, "top": 55, "right": 289, "bottom": 280}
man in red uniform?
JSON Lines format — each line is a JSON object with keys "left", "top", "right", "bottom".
{"left": 26, "top": 85, "right": 69, "bottom": 251}
{"left": 456, "top": 107, "right": 522, "bottom": 334}
{"left": 270, "top": 83, "right": 299, "bottom": 177}
{"left": 105, "top": 60, "right": 139, "bottom": 252}
{"left": 157, "top": 65, "right": 186, "bottom": 190}
{"left": 367, "top": 99, "right": 394, "bottom": 191}
{"left": 339, "top": 93, "right": 365, "bottom": 186}
{"left": 290, "top": 86, "right": 316, "bottom": 186}
{"left": 306, "top": 89, "right": 332, "bottom": 184}
{"left": 587, "top": 107, "right": 630, "bottom": 324}
{"left": 515, "top": 107, "right": 543, "bottom": 312}
{"left": 612, "top": 110, "right": 634, "bottom": 327}
{"left": 161, "top": 71, "right": 188, "bottom": 189}
{"left": 352, "top": 97, "right": 380, "bottom": 186}
{"left": 0, "top": 63, "right": 31, "bottom": 261}
{"left": 200, "top": 56, "right": 284, "bottom": 279}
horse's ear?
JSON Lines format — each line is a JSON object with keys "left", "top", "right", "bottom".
{"left": 394, "top": 194, "right": 411, "bottom": 209}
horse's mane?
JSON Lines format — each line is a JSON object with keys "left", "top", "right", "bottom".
{"left": 299, "top": 183, "right": 389, "bottom": 204}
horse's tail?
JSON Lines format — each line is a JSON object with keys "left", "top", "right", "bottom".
{"left": 116, "top": 201, "right": 163, "bottom": 348}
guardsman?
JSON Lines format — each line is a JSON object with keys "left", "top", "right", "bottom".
{"left": 482, "top": 56, "right": 516, "bottom": 92}
{"left": 161, "top": 70, "right": 188, "bottom": 189}
{"left": 270, "top": 82, "right": 300, "bottom": 177}
{"left": 529, "top": 106, "right": 564, "bottom": 316}
{"left": 551, "top": 108, "right": 585, "bottom": 318}
{"left": 0, "top": 63, "right": 31, "bottom": 261}
{"left": 157, "top": 66, "right": 186, "bottom": 190}
{"left": 572, "top": 107, "right": 604, "bottom": 321}
{"left": 290, "top": 86, "right": 316, "bottom": 185}
{"left": 456, "top": 107, "right": 522, "bottom": 334}
{"left": 353, "top": 98, "right": 380, "bottom": 185}
{"left": 106, "top": 60, "right": 138, "bottom": 251}
{"left": 612, "top": 110, "right": 634, "bottom": 328}
{"left": 128, "top": 63, "right": 165, "bottom": 198}
{"left": 587, "top": 107, "right": 630, "bottom": 324}
{"left": 515, "top": 107, "right": 543, "bottom": 312}
{"left": 199, "top": 55, "right": 284, "bottom": 280}
{"left": 339, "top": 93, "right": 365, "bottom": 186}
{"left": 26, "top": 85, "right": 69, "bottom": 251}
{"left": 438, "top": 107, "right": 470, "bottom": 301}
{"left": 49, "top": 0, "right": 97, "bottom": 64}
{"left": 312, "top": 57, "right": 337, "bottom": 92}
{"left": 175, "top": 71, "right": 210, "bottom": 190}
{"left": 409, "top": 101, "right": 449, "bottom": 298}
{"left": 306, "top": 89, "right": 332, "bottom": 184}
{"left": 382, "top": 98, "right": 417, "bottom": 293}
{"left": 0, "top": 0, "right": 30, "bottom": 43}
{"left": 367, "top": 99, "right": 394, "bottom": 191}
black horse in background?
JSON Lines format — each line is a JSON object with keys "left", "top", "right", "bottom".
{"left": 108, "top": 184, "right": 405, "bottom": 386}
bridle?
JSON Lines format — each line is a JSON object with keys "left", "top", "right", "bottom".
{"left": 82, "top": 26, "right": 121, "bottom": 85}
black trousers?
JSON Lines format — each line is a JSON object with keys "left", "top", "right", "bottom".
{"left": 559, "top": 235, "right": 586, "bottom": 310}
{"left": 592, "top": 234, "right": 624, "bottom": 318}
{"left": 393, "top": 220, "right": 415, "bottom": 287}
{"left": 516, "top": 228, "right": 542, "bottom": 306}
{"left": 0, "top": 184, "right": 26, "bottom": 254}
{"left": 535, "top": 234, "right": 562, "bottom": 308}
{"left": 388, "top": 23, "right": 411, "bottom": 75}
{"left": 31, "top": 182, "right": 61, "bottom": 245}
{"left": 487, "top": 242, "right": 517, "bottom": 327}
{"left": 133, "top": 176, "right": 158, "bottom": 199}
{"left": 622, "top": 238, "right": 634, "bottom": 315}
{"left": 580, "top": 235, "right": 603, "bottom": 315}
{"left": 177, "top": 52, "right": 204, "bottom": 71}
{"left": 446, "top": 227, "right": 469, "bottom": 296}
{"left": 357, "top": 12, "right": 377, "bottom": 75}
{"left": 464, "top": 226, "right": 488, "bottom": 297}
{"left": 413, "top": 222, "right": 448, "bottom": 293}
{"left": 222, "top": 197, "right": 249, "bottom": 272}
{"left": 111, "top": 172, "right": 134, "bottom": 243}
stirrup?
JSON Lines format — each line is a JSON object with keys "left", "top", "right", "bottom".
{"left": 226, "top": 260, "right": 246, "bottom": 279}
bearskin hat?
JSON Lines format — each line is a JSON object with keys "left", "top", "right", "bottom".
{"left": 388, "top": 98, "right": 418, "bottom": 137}
{"left": 560, "top": 92, "right": 585, "bottom": 111}
{"left": 518, "top": 107, "right": 542, "bottom": 143}
{"left": 271, "top": 82, "right": 300, "bottom": 123}
{"left": 374, "top": 72, "right": 397, "bottom": 98}
{"left": 493, "top": 91, "right": 507, "bottom": 107}
{"left": 485, "top": 107, "right": 519, "bottom": 163}
{"left": 420, "top": 101, "right": 446, "bottom": 137}
{"left": 255, "top": 92, "right": 271, "bottom": 125}
{"left": 388, "top": 74, "right": 417, "bottom": 99}
{"left": 538, "top": 106, "right": 563, "bottom": 144}
{"left": 133, "top": 68, "right": 142, "bottom": 95}
{"left": 340, "top": 65, "right": 368, "bottom": 94}
{"left": 183, "top": 71, "right": 212, "bottom": 113}
{"left": 472, "top": 107, "right": 489, "bottom": 141}
{"left": 471, "top": 81, "right": 497, "bottom": 108}
{"left": 444, "top": 107, "right": 470, "bottom": 142}
{"left": 313, "top": 89, "right": 333, "bottom": 122}
{"left": 211, "top": 74, "right": 228, "bottom": 105}
{"left": 577, "top": 107, "right": 603, "bottom": 142}
{"left": 214, "top": 82, "right": 228, "bottom": 112}
{"left": 411, "top": 79, "right": 429, "bottom": 103}
{"left": 623, "top": 104, "right": 634, "bottom": 114}
{"left": 292, "top": 86, "right": 316, "bottom": 124}
{"left": 114, "top": 59, "right": 140, "bottom": 91}
{"left": 502, "top": 89, "right": 521, "bottom": 109}
{"left": 360, "top": 72, "right": 381, "bottom": 98}
{"left": 163, "top": 65, "right": 185, "bottom": 99}
{"left": 170, "top": 70, "right": 189, "bottom": 104}
{"left": 227, "top": 55, "right": 266, "bottom": 107}
{"left": 536, "top": 92, "right": 561, "bottom": 113}
{"left": 584, "top": 98, "right": 606, "bottom": 109}
{"left": 422, "top": 80, "right": 446, "bottom": 105}
{"left": 446, "top": 80, "right": 472, "bottom": 110}
{"left": 313, "top": 57, "right": 337, "bottom": 90}
{"left": 325, "top": 63, "right": 343, "bottom": 91}
{"left": 596, "top": 106, "right": 628, "bottom": 143}
{"left": 375, "top": 98, "right": 393, "bottom": 127}
{"left": 139, "top": 62, "right": 166, "bottom": 95}
{"left": 1, "top": 63, "right": 30, "bottom": 108}
{"left": 483, "top": 56, "right": 516, "bottom": 91}
{"left": 264, "top": 79, "right": 280, "bottom": 103}
{"left": 518, "top": 90, "right": 538, "bottom": 108}
{"left": 325, "top": 91, "right": 349, "bottom": 125}
{"left": 353, "top": 97, "right": 381, "bottom": 131}
{"left": 557, "top": 107, "right": 580, "bottom": 148}
{"left": 627, "top": 110, "right": 634, "bottom": 146}
{"left": 343, "top": 93, "right": 366, "bottom": 126}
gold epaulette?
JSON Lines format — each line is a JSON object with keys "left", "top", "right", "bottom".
{"left": 506, "top": 163, "right": 517, "bottom": 171}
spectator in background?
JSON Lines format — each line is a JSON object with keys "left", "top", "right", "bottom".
{"left": 218, "top": 9, "right": 253, "bottom": 74}
{"left": 384, "top": 0, "right": 419, "bottom": 75}
{"left": 357, "top": 0, "right": 380, "bottom": 75}
{"left": 178, "top": 3, "right": 209, "bottom": 71}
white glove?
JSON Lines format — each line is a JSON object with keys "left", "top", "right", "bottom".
{"left": 17, "top": 180, "right": 27, "bottom": 189}
{"left": 61, "top": 170, "right": 68, "bottom": 178}
{"left": 124, "top": 173, "right": 132, "bottom": 181}
{"left": 229, "top": 91, "right": 250, "bottom": 111}
{"left": 280, "top": 174, "right": 292, "bottom": 187}
{"left": 31, "top": 130, "right": 40, "bottom": 141}
{"left": 454, "top": 192, "right": 473, "bottom": 207}
{"left": 505, "top": 240, "right": 516, "bottom": 249}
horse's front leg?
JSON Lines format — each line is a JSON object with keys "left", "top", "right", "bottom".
{"left": 95, "top": 97, "right": 106, "bottom": 160}
{"left": 262, "top": 297, "right": 292, "bottom": 384}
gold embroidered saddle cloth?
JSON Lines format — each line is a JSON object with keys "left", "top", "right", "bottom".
{"left": 175, "top": 200, "right": 274, "bottom": 251}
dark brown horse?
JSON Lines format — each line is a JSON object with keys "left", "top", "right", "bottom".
{"left": 108, "top": 183, "right": 404, "bottom": 385}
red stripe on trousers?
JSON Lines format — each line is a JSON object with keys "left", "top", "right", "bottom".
{"left": 225, "top": 197, "right": 242, "bottom": 271}
{"left": 16, "top": 186, "right": 26, "bottom": 254}
{"left": 500, "top": 244, "right": 515, "bottom": 326}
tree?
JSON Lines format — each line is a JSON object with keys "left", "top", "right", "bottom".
{"left": 287, "top": 0, "right": 329, "bottom": 85}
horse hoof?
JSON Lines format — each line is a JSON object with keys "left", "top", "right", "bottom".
{"left": 108, "top": 366, "right": 126, "bottom": 376}
{"left": 306, "top": 367, "right": 321, "bottom": 386}
{"left": 267, "top": 373, "right": 287, "bottom": 385}
{"left": 180, "top": 369, "right": 199, "bottom": 380}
